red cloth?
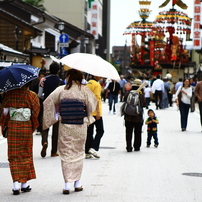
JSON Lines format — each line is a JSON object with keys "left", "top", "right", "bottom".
{"left": 0, "top": 87, "right": 40, "bottom": 182}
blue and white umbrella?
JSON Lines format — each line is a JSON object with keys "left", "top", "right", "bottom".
{"left": 0, "top": 64, "right": 40, "bottom": 93}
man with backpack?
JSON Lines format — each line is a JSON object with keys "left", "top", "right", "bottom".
{"left": 123, "top": 79, "right": 146, "bottom": 152}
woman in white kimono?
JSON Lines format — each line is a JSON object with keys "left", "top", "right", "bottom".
{"left": 43, "top": 69, "right": 97, "bottom": 194}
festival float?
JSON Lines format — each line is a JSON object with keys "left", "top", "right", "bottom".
{"left": 123, "top": 0, "right": 193, "bottom": 81}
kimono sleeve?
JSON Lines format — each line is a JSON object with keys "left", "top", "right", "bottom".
{"left": 42, "top": 88, "right": 60, "bottom": 130}
{"left": 83, "top": 86, "right": 97, "bottom": 125}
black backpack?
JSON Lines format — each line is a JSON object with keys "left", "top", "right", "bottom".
{"left": 123, "top": 90, "right": 142, "bottom": 116}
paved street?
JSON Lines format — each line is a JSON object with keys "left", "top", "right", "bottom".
{"left": 1, "top": 101, "right": 202, "bottom": 202}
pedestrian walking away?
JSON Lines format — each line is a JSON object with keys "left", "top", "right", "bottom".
{"left": 174, "top": 79, "right": 192, "bottom": 131}
{"left": 151, "top": 75, "right": 164, "bottom": 110}
{"left": 123, "top": 79, "right": 146, "bottom": 152}
{"left": 107, "top": 79, "right": 121, "bottom": 114}
{"left": 167, "top": 77, "right": 175, "bottom": 107}
{"left": 0, "top": 82, "right": 40, "bottom": 195}
{"left": 145, "top": 109, "right": 159, "bottom": 148}
{"left": 175, "top": 78, "right": 183, "bottom": 92}
{"left": 85, "top": 75, "right": 105, "bottom": 159}
{"left": 144, "top": 84, "right": 151, "bottom": 109}
{"left": 161, "top": 77, "right": 169, "bottom": 109}
{"left": 38, "top": 62, "right": 63, "bottom": 158}
{"left": 118, "top": 75, "right": 127, "bottom": 102}
{"left": 43, "top": 69, "right": 97, "bottom": 194}
{"left": 30, "top": 70, "right": 46, "bottom": 135}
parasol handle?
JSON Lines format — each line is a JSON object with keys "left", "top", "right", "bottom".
{"left": 136, "top": 81, "right": 147, "bottom": 93}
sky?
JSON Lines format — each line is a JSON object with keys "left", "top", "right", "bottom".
{"left": 110, "top": 0, "right": 194, "bottom": 52}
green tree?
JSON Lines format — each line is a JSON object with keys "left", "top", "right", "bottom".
{"left": 22, "top": 0, "right": 46, "bottom": 11}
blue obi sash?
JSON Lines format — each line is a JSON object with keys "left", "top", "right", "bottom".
{"left": 59, "top": 99, "right": 86, "bottom": 125}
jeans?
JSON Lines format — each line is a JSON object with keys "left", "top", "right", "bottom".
{"left": 85, "top": 117, "right": 104, "bottom": 153}
{"left": 190, "top": 94, "right": 195, "bottom": 112}
{"left": 179, "top": 101, "right": 190, "bottom": 129}
{"left": 125, "top": 121, "right": 142, "bottom": 151}
{"left": 41, "top": 121, "right": 59, "bottom": 154}
{"left": 147, "top": 132, "right": 158, "bottom": 146}
{"left": 109, "top": 94, "right": 118, "bottom": 112}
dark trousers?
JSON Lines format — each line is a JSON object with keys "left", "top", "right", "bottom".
{"left": 85, "top": 117, "right": 104, "bottom": 153}
{"left": 146, "top": 97, "right": 150, "bottom": 109}
{"left": 168, "top": 93, "right": 173, "bottom": 107}
{"left": 179, "top": 102, "right": 190, "bottom": 129}
{"left": 41, "top": 121, "right": 59, "bottom": 154}
{"left": 154, "top": 90, "right": 163, "bottom": 109}
{"left": 190, "top": 94, "right": 195, "bottom": 112}
{"left": 147, "top": 132, "right": 158, "bottom": 146}
{"left": 125, "top": 121, "right": 142, "bottom": 151}
{"left": 198, "top": 102, "right": 202, "bottom": 127}
{"left": 120, "top": 87, "right": 125, "bottom": 102}
{"left": 109, "top": 94, "right": 118, "bottom": 112}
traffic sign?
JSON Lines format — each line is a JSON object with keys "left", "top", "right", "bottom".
{"left": 59, "top": 34, "right": 69, "bottom": 43}
{"left": 60, "top": 47, "right": 68, "bottom": 56}
{"left": 116, "top": 60, "right": 120, "bottom": 65}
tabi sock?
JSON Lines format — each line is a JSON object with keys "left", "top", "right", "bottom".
{"left": 64, "top": 182, "right": 70, "bottom": 190}
{"left": 74, "top": 180, "right": 81, "bottom": 188}
{"left": 21, "top": 182, "right": 28, "bottom": 188}
{"left": 13, "top": 181, "right": 20, "bottom": 190}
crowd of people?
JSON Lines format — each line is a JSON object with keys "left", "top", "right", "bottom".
{"left": 1, "top": 63, "right": 202, "bottom": 195}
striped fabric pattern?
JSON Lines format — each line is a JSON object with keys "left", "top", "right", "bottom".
{"left": 59, "top": 99, "right": 86, "bottom": 125}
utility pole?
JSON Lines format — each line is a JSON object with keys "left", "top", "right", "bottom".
{"left": 106, "top": 0, "right": 111, "bottom": 61}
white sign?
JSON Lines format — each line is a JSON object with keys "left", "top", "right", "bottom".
{"left": 59, "top": 43, "right": 69, "bottom": 47}
{"left": 91, "top": 2, "right": 99, "bottom": 39}
{"left": 0, "top": 62, "right": 12, "bottom": 67}
{"left": 193, "top": 0, "right": 201, "bottom": 50}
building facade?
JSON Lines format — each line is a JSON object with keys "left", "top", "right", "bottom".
{"left": 43, "top": 0, "right": 110, "bottom": 60}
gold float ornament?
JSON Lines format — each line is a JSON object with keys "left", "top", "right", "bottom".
{"left": 159, "top": 0, "right": 188, "bottom": 10}
{"left": 139, "top": 1, "right": 151, "bottom": 6}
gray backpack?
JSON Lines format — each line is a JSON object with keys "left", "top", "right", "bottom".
{"left": 123, "top": 90, "right": 142, "bottom": 116}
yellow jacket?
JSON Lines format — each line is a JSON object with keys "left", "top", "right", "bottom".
{"left": 86, "top": 79, "right": 102, "bottom": 117}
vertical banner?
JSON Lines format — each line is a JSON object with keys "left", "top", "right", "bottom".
{"left": 149, "top": 40, "right": 155, "bottom": 66}
{"left": 91, "top": 2, "right": 99, "bottom": 39}
{"left": 193, "top": 0, "right": 201, "bottom": 50}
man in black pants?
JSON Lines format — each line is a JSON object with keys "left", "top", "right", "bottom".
{"left": 151, "top": 75, "right": 164, "bottom": 110}
{"left": 38, "top": 62, "right": 63, "bottom": 158}
{"left": 123, "top": 79, "right": 146, "bottom": 152}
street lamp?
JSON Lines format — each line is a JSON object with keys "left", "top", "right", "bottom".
{"left": 95, "top": 44, "right": 99, "bottom": 49}
{"left": 58, "top": 22, "right": 65, "bottom": 34}
{"left": 95, "top": 43, "right": 99, "bottom": 55}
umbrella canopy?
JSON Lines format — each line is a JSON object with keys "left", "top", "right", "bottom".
{"left": 60, "top": 53, "right": 120, "bottom": 80}
{"left": 0, "top": 64, "right": 40, "bottom": 93}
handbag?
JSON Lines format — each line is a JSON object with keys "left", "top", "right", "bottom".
{"left": 2, "top": 126, "right": 8, "bottom": 138}
{"left": 178, "top": 91, "right": 182, "bottom": 103}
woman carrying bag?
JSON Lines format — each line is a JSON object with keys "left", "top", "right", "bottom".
{"left": 175, "top": 79, "right": 192, "bottom": 131}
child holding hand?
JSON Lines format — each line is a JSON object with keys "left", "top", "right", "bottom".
{"left": 145, "top": 109, "right": 159, "bottom": 148}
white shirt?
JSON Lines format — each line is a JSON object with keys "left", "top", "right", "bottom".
{"left": 144, "top": 87, "right": 151, "bottom": 98}
{"left": 175, "top": 86, "right": 192, "bottom": 104}
{"left": 151, "top": 79, "right": 164, "bottom": 93}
